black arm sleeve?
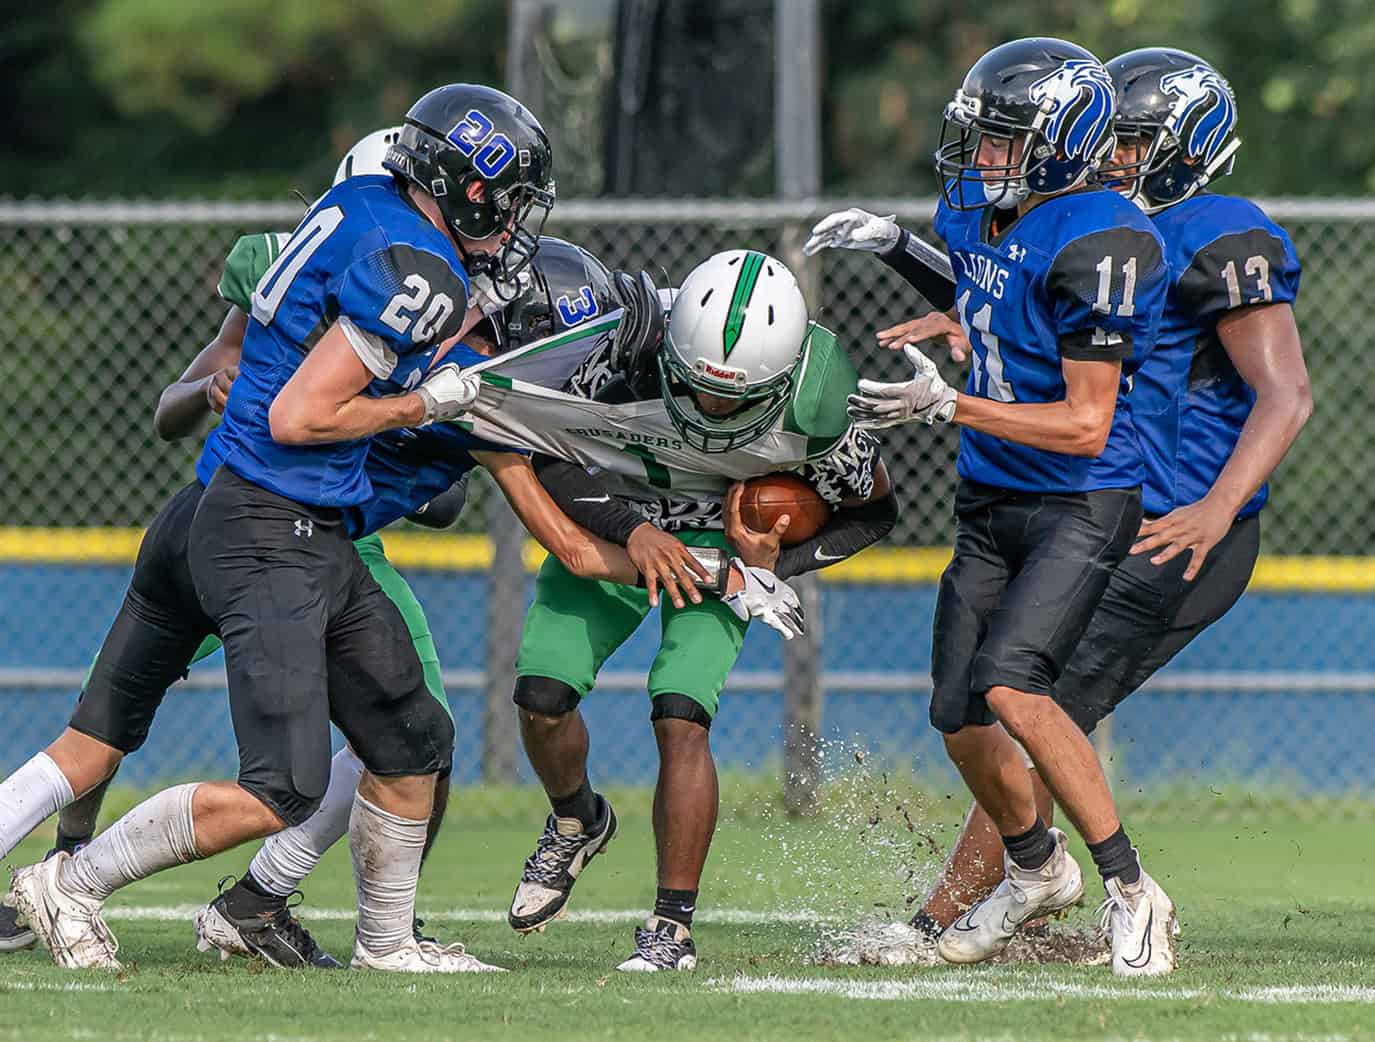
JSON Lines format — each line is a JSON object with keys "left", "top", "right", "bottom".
{"left": 773, "top": 487, "right": 899, "bottom": 580}
{"left": 877, "top": 230, "right": 958, "bottom": 312}
{"left": 532, "top": 453, "right": 647, "bottom": 546}
{"left": 406, "top": 478, "right": 469, "bottom": 529}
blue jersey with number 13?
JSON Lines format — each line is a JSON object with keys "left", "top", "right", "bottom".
{"left": 935, "top": 186, "right": 1168, "bottom": 494}
{"left": 198, "top": 175, "right": 471, "bottom": 507}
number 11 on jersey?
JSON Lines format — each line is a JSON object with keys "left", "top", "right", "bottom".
{"left": 957, "top": 289, "right": 1015, "bottom": 402}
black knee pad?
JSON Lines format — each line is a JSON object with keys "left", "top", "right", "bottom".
{"left": 240, "top": 772, "right": 326, "bottom": 828}
{"left": 345, "top": 685, "right": 455, "bottom": 780}
{"left": 513, "top": 675, "right": 581, "bottom": 716}
{"left": 650, "top": 692, "right": 712, "bottom": 731}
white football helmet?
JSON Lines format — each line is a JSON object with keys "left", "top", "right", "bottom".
{"left": 333, "top": 126, "right": 404, "bottom": 185}
{"left": 659, "top": 250, "right": 810, "bottom": 453}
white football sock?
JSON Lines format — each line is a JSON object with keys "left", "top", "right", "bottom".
{"left": 350, "top": 792, "right": 426, "bottom": 956}
{"left": 248, "top": 746, "right": 363, "bottom": 897}
{"left": 0, "top": 752, "right": 75, "bottom": 860}
{"left": 60, "top": 783, "right": 200, "bottom": 900}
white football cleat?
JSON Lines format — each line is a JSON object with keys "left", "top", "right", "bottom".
{"left": 938, "top": 827, "right": 1083, "bottom": 965}
{"left": 6, "top": 853, "right": 122, "bottom": 970}
{"left": 616, "top": 916, "right": 697, "bottom": 972}
{"left": 351, "top": 936, "right": 507, "bottom": 973}
{"left": 1099, "top": 870, "right": 1179, "bottom": 977}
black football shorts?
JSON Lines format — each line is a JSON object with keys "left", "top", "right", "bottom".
{"left": 930, "top": 481, "right": 1143, "bottom": 734}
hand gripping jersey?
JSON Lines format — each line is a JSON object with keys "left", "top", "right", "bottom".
{"left": 934, "top": 186, "right": 1168, "bottom": 493}
{"left": 212, "top": 229, "right": 512, "bottom": 538}
{"left": 456, "top": 317, "right": 882, "bottom": 530}
{"left": 1129, "top": 193, "right": 1302, "bottom": 517}
{"left": 197, "top": 174, "right": 472, "bottom": 507}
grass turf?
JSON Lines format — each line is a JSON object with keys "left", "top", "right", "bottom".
{"left": 2, "top": 780, "right": 1371, "bottom": 1042}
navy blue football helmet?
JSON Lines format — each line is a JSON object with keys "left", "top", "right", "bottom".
{"left": 1102, "top": 48, "right": 1240, "bottom": 212}
{"left": 935, "top": 38, "right": 1117, "bottom": 211}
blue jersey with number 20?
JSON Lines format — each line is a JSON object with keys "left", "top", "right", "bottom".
{"left": 198, "top": 175, "right": 471, "bottom": 507}
{"left": 934, "top": 187, "right": 1168, "bottom": 494}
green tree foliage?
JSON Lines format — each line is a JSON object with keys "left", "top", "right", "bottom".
{"left": 1, "top": 0, "right": 505, "bottom": 198}
{"left": 0, "top": 0, "right": 1370, "bottom": 198}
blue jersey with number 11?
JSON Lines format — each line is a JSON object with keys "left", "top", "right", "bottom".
{"left": 935, "top": 187, "right": 1168, "bottom": 494}
{"left": 198, "top": 175, "right": 471, "bottom": 507}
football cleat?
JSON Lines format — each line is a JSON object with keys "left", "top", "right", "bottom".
{"left": 508, "top": 797, "right": 616, "bottom": 933}
{"left": 6, "top": 853, "right": 121, "bottom": 970}
{"left": 616, "top": 916, "right": 697, "bottom": 972}
{"left": 938, "top": 827, "right": 1083, "bottom": 965}
{"left": 1099, "top": 870, "right": 1180, "bottom": 977}
{"left": 351, "top": 937, "right": 506, "bottom": 974}
{"left": 0, "top": 901, "right": 37, "bottom": 952}
{"left": 193, "top": 883, "right": 341, "bottom": 969}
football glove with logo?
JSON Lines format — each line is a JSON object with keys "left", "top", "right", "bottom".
{"left": 722, "top": 560, "right": 805, "bottom": 640}
{"left": 847, "top": 344, "right": 958, "bottom": 429}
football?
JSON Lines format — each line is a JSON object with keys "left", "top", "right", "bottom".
{"left": 737, "top": 473, "right": 831, "bottom": 546}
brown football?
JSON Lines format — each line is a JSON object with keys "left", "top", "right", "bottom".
{"left": 737, "top": 473, "right": 831, "bottom": 546}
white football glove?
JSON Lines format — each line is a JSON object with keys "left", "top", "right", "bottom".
{"left": 722, "top": 560, "right": 806, "bottom": 640}
{"left": 468, "top": 267, "right": 531, "bottom": 317}
{"left": 847, "top": 344, "right": 958, "bottom": 430}
{"left": 803, "top": 208, "right": 901, "bottom": 257}
{"left": 415, "top": 363, "right": 482, "bottom": 424}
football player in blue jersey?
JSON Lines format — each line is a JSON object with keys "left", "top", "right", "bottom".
{"left": 809, "top": 47, "right": 1311, "bottom": 974}
{"left": 810, "top": 39, "right": 1180, "bottom": 976}
{"left": 3, "top": 84, "right": 566, "bottom": 974}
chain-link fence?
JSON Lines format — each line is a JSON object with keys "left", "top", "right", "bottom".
{"left": 1, "top": 197, "right": 1372, "bottom": 797}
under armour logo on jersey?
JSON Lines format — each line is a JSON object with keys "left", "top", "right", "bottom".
{"left": 1028, "top": 59, "right": 1114, "bottom": 161}
{"left": 294, "top": 519, "right": 313, "bottom": 538}
{"left": 1008, "top": 243, "right": 1027, "bottom": 262}
{"left": 1161, "top": 65, "right": 1237, "bottom": 165}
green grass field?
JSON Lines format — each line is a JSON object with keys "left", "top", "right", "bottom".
{"left": 2, "top": 779, "right": 1372, "bottom": 1042}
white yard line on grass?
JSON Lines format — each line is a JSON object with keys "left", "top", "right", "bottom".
{"left": 707, "top": 974, "right": 1375, "bottom": 1005}
{"left": 103, "top": 905, "right": 819, "bottom": 925}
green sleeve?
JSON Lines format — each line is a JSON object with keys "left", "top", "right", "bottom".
{"left": 782, "top": 323, "right": 859, "bottom": 457}
{"left": 217, "top": 232, "right": 291, "bottom": 312}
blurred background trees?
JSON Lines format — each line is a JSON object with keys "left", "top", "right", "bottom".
{"left": 1, "top": 0, "right": 1369, "bottom": 198}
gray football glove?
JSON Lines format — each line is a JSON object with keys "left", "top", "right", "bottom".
{"left": 847, "top": 344, "right": 958, "bottom": 430}
{"left": 722, "top": 560, "right": 806, "bottom": 640}
{"left": 416, "top": 363, "right": 482, "bottom": 424}
{"left": 803, "top": 208, "right": 901, "bottom": 257}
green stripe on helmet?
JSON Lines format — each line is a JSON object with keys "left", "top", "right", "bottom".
{"left": 721, "top": 251, "right": 766, "bottom": 359}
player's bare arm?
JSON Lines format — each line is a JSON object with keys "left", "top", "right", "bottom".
{"left": 474, "top": 451, "right": 640, "bottom": 586}
{"left": 268, "top": 320, "right": 428, "bottom": 443}
{"left": 954, "top": 357, "right": 1122, "bottom": 457}
{"left": 154, "top": 306, "right": 246, "bottom": 439}
{"left": 1133, "top": 301, "right": 1312, "bottom": 576}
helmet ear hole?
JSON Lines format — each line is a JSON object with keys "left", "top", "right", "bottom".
{"left": 466, "top": 180, "right": 487, "bottom": 204}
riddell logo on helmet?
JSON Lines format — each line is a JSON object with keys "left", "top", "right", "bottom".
{"left": 699, "top": 361, "right": 745, "bottom": 386}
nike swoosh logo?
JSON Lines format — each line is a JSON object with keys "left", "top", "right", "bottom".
{"left": 1123, "top": 906, "right": 1154, "bottom": 968}
{"left": 574, "top": 495, "right": 611, "bottom": 503}
{"left": 758, "top": 578, "right": 776, "bottom": 593}
{"left": 813, "top": 548, "right": 844, "bottom": 562}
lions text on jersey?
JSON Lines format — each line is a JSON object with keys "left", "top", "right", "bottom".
{"left": 197, "top": 175, "right": 471, "bottom": 507}
{"left": 934, "top": 185, "right": 1168, "bottom": 493}
{"left": 1129, "top": 194, "right": 1302, "bottom": 518}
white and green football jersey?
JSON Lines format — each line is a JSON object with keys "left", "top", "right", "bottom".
{"left": 457, "top": 315, "right": 881, "bottom": 530}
